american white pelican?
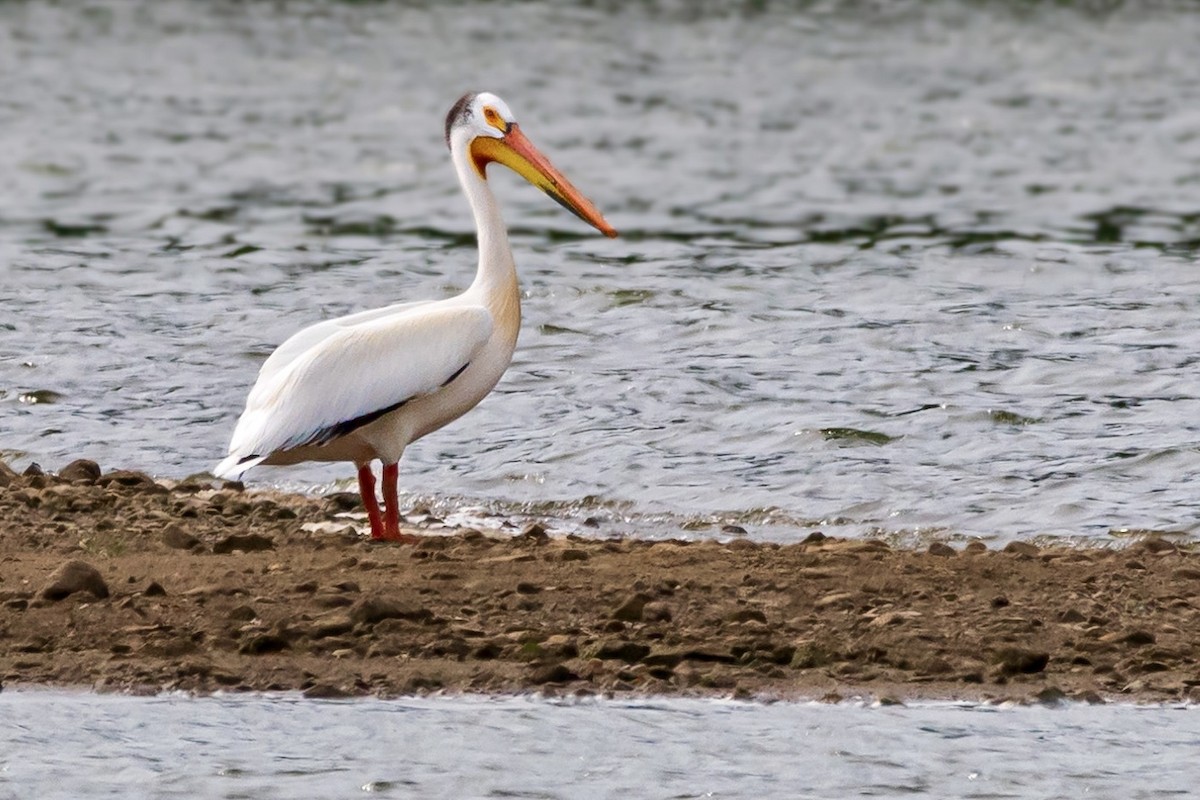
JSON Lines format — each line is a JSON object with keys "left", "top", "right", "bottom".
{"left": 214, "top": 91, "right": 617, "bottom": 541}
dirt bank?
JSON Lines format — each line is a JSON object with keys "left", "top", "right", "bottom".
{"left": 2, "top": 459, "right": 1198, "bottom": 704}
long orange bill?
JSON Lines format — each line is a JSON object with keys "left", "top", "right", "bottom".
{"left": 470, "top": 124, "right": 618, "bottom": 238}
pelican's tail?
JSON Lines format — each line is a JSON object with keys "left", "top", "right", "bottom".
{"left": 213, "top": 452, "right": 268, "bottom": 481}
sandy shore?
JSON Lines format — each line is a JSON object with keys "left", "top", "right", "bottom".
{"left": 1, "top": 459, "right": 1198, "bottom": 704}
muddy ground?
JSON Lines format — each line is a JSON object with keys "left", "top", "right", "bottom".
{"left": 2, "top": 459, "right": 1199, "bottom": 704}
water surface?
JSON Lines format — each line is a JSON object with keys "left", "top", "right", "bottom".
{"left": 2, "top": 691, "right": 1198, "bottom": 799}
{"left": 3, "top": 1, "right": 1200, "bottom": 542}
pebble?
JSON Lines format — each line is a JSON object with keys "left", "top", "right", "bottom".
{"left": 58, "top": 459, "right": 101, "bottom": 483}
{"left": 350, "top": 596, "right": 433, "bottom": 625}
{"left": 815, "top": 592, "right": 855, "bottom": 610}
{"left": 727, "top": 608, "right": 768, "bottom": 624}
{"left": 994, "top": 648, "right": 1049, "bottom": 675}
{"left": 681, "top": 648, "right": 739, "bottom": 665}
{"left": 868, "top": 610, "right": 921, "bottom": 627}
{"left": 1003, "top": 541, "right": 1040, "bottom": 557}
{"left": 303, "top": 683, "right": 354, "bottom": 699}
{"left": 96, "top": 470, "right": 164, "bottom": 492}
{"left": 227, "top": 605, "right": 258, "bottom": 622}
{"left": 519, "top": 523, "right": 549, "bottom": 543}
{"left": 927, "top": 542, "right": 957, "bottom": 557}
{"left": 612, "top": 593, "right": 651, "bottom": 623}
{"left": 535, "top": 635, "right": 578, "bottom": 660}
{"left": 1135, "top": 538, "right": 1177, "bottom": 554}
{"left": 311, "top": 614, "right": 355, "bottom": 639}
{"left": 40, "top": 560, "right": 109, "bottom": 601}
{"left": 643, "top": 601, "right": 674, "bottom": 622}
{"left": 594, "top": 640, "right": 651, "bottom": 663}
{"left": 529, "top": 663, "right": 577, "bottom": 684}
{"left": 1057, "top": 608, "right": 1086, "bottom": 623}
{"left": 471, "top": 641, "right": 504, "bottom": 660}
{"left": 1034, "top": 686, "right": 1068, "bottom": 706}
{"left": 238, "top": 633, "right": 290, "bottom": 655}
{"left": 642, "top": 650, "right": 685, "bottom": 668}
{"left": 1122, "top": 630, "right": 1156, "bottom": 647}
{"left": 162, "top": 524, "right": 200, "bottom": 551}
{"left": 212, "top": 533, "right": 275, "bottom": 554}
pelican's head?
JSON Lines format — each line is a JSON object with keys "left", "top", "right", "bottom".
{"left": 445, "top": 91, "right": 618, "bottom": 238}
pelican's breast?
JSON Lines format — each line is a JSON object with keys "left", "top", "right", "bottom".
{"left": 367, "top": 279, "right": 522, "bottom": 448}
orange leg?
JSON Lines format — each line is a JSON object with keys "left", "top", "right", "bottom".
{"left": 357, "top": 463, "right": 385, "bottom": 539}
{"left": 380, "top": 462, "right": 417, "bottom": 543}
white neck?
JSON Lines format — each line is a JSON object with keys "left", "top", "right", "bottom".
{"left": 450, "top": 140, "right": 518, "bottom": 301}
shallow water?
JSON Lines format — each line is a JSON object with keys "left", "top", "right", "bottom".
{"left": 4, "top": 1, "right": 1200, "bottom": 542}
{"left": 1, "top": 691, "right": 1197, "bottom": 800}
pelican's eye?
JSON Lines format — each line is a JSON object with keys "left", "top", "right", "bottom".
{"left": 482, "top": 106, "right": 507, "bottom": 133}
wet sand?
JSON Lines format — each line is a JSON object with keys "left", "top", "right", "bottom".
{"left": 2, "top": 459, "right": 1198, "bottom": 704}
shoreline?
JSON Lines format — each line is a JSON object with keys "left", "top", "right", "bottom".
{"left": 2, "top": 460, "right": 1199, "bottom": 704}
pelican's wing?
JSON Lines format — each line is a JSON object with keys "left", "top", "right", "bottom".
{"left": 256, "top": 299, "right": 429, "bottom": 383}
{"left": 218, "top": 303, "right": 492, "bottom": 473}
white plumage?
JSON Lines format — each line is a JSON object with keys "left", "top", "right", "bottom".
{"left": 214, "top": 91, "right": 616, "bottom": 540}
{"left": 218, "top": 302, "right": 493, "bottom": 469}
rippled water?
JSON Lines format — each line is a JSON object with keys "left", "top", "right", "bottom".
{"left": 4, "top": 1, "right": 1200, "bottom": 542}
{"left": 1, "top": 691, "right": 1198, "bottom": 799}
